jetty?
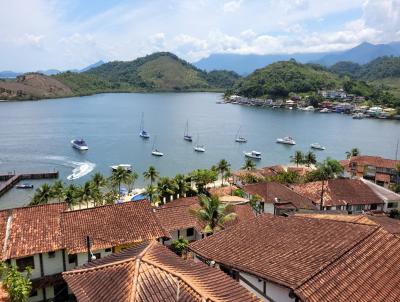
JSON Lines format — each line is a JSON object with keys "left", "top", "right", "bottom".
{"left": 0, "top": 171, "right": 59, "bottom": 197}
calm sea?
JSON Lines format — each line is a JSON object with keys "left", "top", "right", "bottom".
{"left": 0, "top": 92, "right": 399, "bottom": 209}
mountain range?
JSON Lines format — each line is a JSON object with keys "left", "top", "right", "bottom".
{"left": 194, "top": 42, "right": 400, "bottom": 74}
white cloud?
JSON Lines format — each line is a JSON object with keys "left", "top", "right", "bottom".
{"left": 223, "top": 0, "right": 243, "bottom": 13}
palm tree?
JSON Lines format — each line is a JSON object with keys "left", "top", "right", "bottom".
{"left": 190, "top": 194, "right": 237, "bottom": 234}
{"left": 143, "top": 166, "right": 159, "bottom": 186}
{"left": 76, "top": 181, "right": 93, "bottom": 208}
{"left": 91, "top": 172, "right": 107, "bottom": 190}
{"left": 290, "top": 151, "right": 304, "bottom": 167}
{"left": 190, "top": 169, "right": 218, "bottom": 194}
{"left": 157, "top": 177, "right": 177, "bottom": 202}
{"left": 144, "top": 184, "right": 158, "bottom": 203}
{"left": 109, "top": 166, "right": 131, "bottom": 196}
{"left": 304, "top": 151, "right": 317, "bottom": 167}
{"left": 51, "top": 180, "right": 64, "bottom": 202}
{"left": 217, "top": 159, "right": 231, "bottom": 186}
{"left": 30, "top": 183, "right": 53, "bottom": 205}
{"left": 125, "top": 171, "right": 138, "bottom": 193}
{"left": 104, "top": 190, "right": 118, "bottom": 205}
{"left": 345, "top": 148, "right": 360, "bottom": 159}
{"left": 174, "top": 174, "right": 191, "bottom": 197}
{"left": 242, "top": 158, "right": 256, "bottom": 171}
{"left": 64, "top": 184, "right": 79, "bottom": 209}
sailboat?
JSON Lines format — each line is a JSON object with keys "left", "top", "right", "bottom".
{"left": 139, "top": 113, "right": 150, "bottom": 139}
{"left": 151, "top": 136, "right": 164, "bottom": 156}
{"left": 193, "top": 134, "right": 205, "bottom": 152}
{"left": 183, "top": 121, "right": 193, "bottom": 142}
{"left": 235, "top": 126, "right": 247, "bottom": 143}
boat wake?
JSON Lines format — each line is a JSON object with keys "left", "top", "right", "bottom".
{"left": 67, "top": 161, "right": 96, "bottom": 181}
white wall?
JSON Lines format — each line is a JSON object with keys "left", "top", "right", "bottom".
{"left": 240, "top": 272, "right": 294, "bottom": 302}
{"left": 163, "top": 228, "right": 201, "bottom": 245}
{"left": 42, "top": 250, "right": 64, "bottom": 276}
{"left": 76, "top": 248, "right": 113, "bottom": 267}
{"left": 11, "top": 254, "right": 41, "bottom": 279}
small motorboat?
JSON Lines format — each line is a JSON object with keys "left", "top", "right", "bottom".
{"left": 310, "top": 143, "right": 326, "bottom": 150}
{"left": 110, "top": 164, "right": 133, "bottom": 172}
{"left": 352, "top": 113, "right": 365, "bottom": 119}
{"left": 244, "top": 151, "right": 262, "bottom": 160}
{"left": 276, "top": 136, "right": 296, "bottom": 145}
{"left": 302, "top": 106, "right": 315, "bottom": 111}
{"left": 194, "top": 145, "right": 206, "bottom": 152}
{"left": 319, "top": 108, "right": 330, "bottom": 113}
{"left": 71, "top": 139, "right": 89, "bottom": 150}
{"left": 16, "top": 183, "right": 34, "bottom": 189}
{"left": 151, "top": 149, "right": 164, "bottom": 156}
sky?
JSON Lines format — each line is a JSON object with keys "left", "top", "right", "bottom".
{"left": 0, "top": 0, "right": 399, "bottom": 71}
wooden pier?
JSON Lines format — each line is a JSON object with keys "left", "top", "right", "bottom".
{"left": 0, "top": 171, "right": 59, "bottom": 198}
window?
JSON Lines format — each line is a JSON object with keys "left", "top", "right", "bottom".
{"left": 388, "top": 202, "right": 398, "bottom": 209}
{"left": 186, "top": 228, "right": 194, "bottom": 237}
{"left": 16, "top": 256, "right": 34, "bottom": 272}
{"left": 29, "top": 290, "right": 38, "bottom": 297}
{"left": 370, "top": 204, "right": 378, "bottom": 210}
{"left": 68, "top": 254, "right": 77, "bottom": 264}
{"left": 48, "top": 251, "right": 56, "bottom": 258}
{"left": 105, "top": 248, "right": 112, "bottom": 252}
{"left": 93, "top": 253, "right": 101, "bottom": 260}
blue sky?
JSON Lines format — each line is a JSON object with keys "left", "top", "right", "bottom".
{"left": 0, "top": 0, "right": 399, "bottom": 71}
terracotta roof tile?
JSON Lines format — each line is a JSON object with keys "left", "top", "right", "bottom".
{"left": 375, "top": 172, "right": 391, "bottom": 182}
{"left": 61, "top": 201, "right": 169, "bottom": 254}
{"left": 349, "top": 155, "right": 400, "bottom": 169}
{"left": 208, "top": 186, "right": 238, "bottom": 197}
{"left": 243, "top": 182, "right": 317, "bottom": 210}
{"left": 63, "top": 241, "right": 260, "bottom": 302}
{"left": 4, "top": 203, "right": 66, "bottom": 259}
{"left": 189, "top": 214, "right": 377, "bottom": 289}
{"left": 291, "top": 179, "right": 384, "bottom": 207}
{"left": 295, "top": 228, "right": 400, "bottom": 302}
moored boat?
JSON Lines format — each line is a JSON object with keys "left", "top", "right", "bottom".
{"left": 276, "top": 136, "right": 296, "bottom": 145}
{"left": 71, "top": 139, "right": 89, "bottom": 150}
{"left": 235, "top": 126, "right": 247, "bottom": 143}
{"left": 352, "top": 113, "right": 365, "bottom": 119}
{"left": 310, "top": 143, "right": 326, "bottom": 150}
{"left": 16, "top": 183, "right": 34, "bottom": 189}
{"left": 244, "top": 150, "right": 262, "bottom": 160}
{"left": 319, "top": 108, "right": 330, "bottom": 113}
{"left": 139, "top": 113, "right": 150, "bottom": 139}
{"left": 183, "top": 121, "right": 192, "bottom": 142}
{"left": 151, "top": 136, "right": 164, "bottom": 156}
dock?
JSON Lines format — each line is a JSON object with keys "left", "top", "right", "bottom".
{"left": 0, "top": 171, "right": 59, "bottom": 198}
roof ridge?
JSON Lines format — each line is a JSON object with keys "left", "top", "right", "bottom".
{"left": 294, "top": 225, "right": 381, "bottom": 292}
{"left": 61, "top": 200, "right": 147, "bottom": 214}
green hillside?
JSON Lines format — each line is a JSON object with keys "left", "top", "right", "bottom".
{"left": 234, "top": 60, "right": 340, "bottom": 98}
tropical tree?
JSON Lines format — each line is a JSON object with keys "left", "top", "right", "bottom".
{"left": 144, "top": 184, "right": 158, "bottom": 203}
{"left": 305, "top": 158, "right": 344, "bottom": 182}
{"left": 249, "top": 194, "right": 263, "bottom": 214}
{"left": 272, "top": 170, "right": 301, "bottom": 184}
{"left": 190, "top": 169, "right": 218, "bottom": 194}
{"left": 125, "top": 171, "right": 138, "bottom": 193}
{"left": 171, "top": 237, "right": 189, "bottom": 256}
{"left": 157, "top": 177, "right": 177, "bottom": 202}
{"left": 51, "top": 180, "right": 64, "bottom": 202}
{"left": 242, "top": 158, "right": 256, "bottom": 171}
{"left": 30, "top": 183, "right": 53, "bottom": 206}
{"left": 76, "top": 181, "right": 93, "bottom": 208}
{"left": 143, "top": 166, "right": 159, "bottom": 186}
{"left": 103, "top": 190, "right": 118, "bottom": 205}
{"left": 304, "top": 151, "right": 317, "bottom": 167}
{"left": 109, "top": 166, "right": 131, "bottom": 196}
{"left": 345, "top": 148, "right": 360, "bottom": 159}
{"left": 174, "top": 174, "right": 191, "bottom": 197}
{"left": 0, "top": 262, "right": 32, "bottom": 302}
{"left": 64, "top": 184, "right": 79, "bottom": 209}
{"left": 216, "top": 159, "right": 231, "bottom": 186}
{"left": 91, "top": 173, "right": 107, "bottom": 191}
{"left": 190, "top": 194, "right": 237, "bottom": 234}
{"left": 290, "top": 151, "right": 304, "bottom": 167}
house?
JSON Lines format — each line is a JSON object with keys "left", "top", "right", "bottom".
{"left": 341, "top": 155, "right": 400, "bottom": 187}
{"left": 63, "top": 241, "right": 260, "bottom": 302}
{"left": 189, "top": 214, "right": 400, "bottom": 302}
{"left": 242, "top": 182, "right": 317, "bottom": 215}
{"left": 291, "top": 179, "right": 385, "bottom": 212}
{"left": 360, "top": 178, "right": 400, "bottom": 211}
{"left": 154, "top": 196, "right": 255, "bottom": 245}
{"left": 0, "top": 201, "right": 169, "bottom": 302}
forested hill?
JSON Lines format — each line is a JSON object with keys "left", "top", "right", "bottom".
{"left": 233, "top": 60, "right": 340, "bottom": 98}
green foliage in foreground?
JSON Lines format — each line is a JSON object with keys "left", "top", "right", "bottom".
{"left": 171, "top": 237, "right": 189, "bottom": 256}
{"left": 0, "top": 263, "right": 32, "bottom": 302}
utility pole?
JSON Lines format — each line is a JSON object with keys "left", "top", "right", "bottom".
{"left": 86, "top": 236, "right": 92, "bottom": 263}
{"left": 320, "top": 178, "right": 325, "bottom": 211}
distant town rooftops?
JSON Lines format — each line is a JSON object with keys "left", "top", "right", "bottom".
{"left": 291, "top": 179, "right": 384, "bottom": 207}
{"left": 345, "top": 155, "right": 400, "bottom": 169}
{"left": 189, "top": 214, "right": 400, "bottom": 302}
{"left": 63, "top": 241, "right": 260, "bottom": 302}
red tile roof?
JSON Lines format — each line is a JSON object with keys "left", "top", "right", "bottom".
{"left": 375, "top": 172, "right": 391, "bottom": 182}
{"left": 61, "top": 201, "right": 169, "bottom": 254}
{"left": 3, "top": 203, "right": 66, "bottom": 259}
{"left": 189, "top": 214, "right": 377, "bottom": 289}
{"left": 243, "top": 182, "right": 317, "bottom": 210}
{"left": 295, "top": 228, "right": 400, "bottom": 302}
{"left": 291, "top": 179, "right": 384, "bottom": 207}
{"left": 154, "top": 197, "right": 255, "bottom": 233}
{"left": 349, "top": 155, "right": 400, "bottom": 169}
{"left": 208, "top": 186, "right": 238, "bottom": 197}
{"left": 63, "top": 241, "right": 260, "bottom": 302}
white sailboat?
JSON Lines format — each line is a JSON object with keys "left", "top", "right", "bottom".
{"left": 193, "top": 134, "right": 205, "bottom": 152}
{"left": 151, "top": 136, "right": 164, "bottom": 156}
{"left": 235, "top": 126, "right": 247, "bottom": 143}
{"left": 139, "top": 113, "right": 150, "bottom": 139}
{"left": 183, "top": 121, "right": 193, "bottom": 142}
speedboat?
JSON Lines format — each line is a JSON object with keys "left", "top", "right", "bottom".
{"left": 151, "top": 149, "right": 164, "bottom": 156}
{"left": 319, "top": 108, "right": 330, "bottom": 113}
{"left": 110, "top": 164, "right": 132, "bottom": 172}
{"left": 16, "top": 183, "right": 34, "bottom": 189}
{"left": 276, "top": 137, "right": 296, "bottom": 145}
{"left": 71, "top": 139, "right": 89, "bottom": 150}
{"left": 310, "top": 143, "right": 326, "bottom": 150}
{"left": 244, "top": 151, "right": 262, "bottom": 160}
{"left": 302, "top": 106, "right": 315, "bottom": 111}
{"left": 194, "top": 145, "right": 206, "bottom": 152}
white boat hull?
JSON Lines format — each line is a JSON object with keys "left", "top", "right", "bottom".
{"left": 71, "top": 140, "right": 88, "bottom": 150}
{"left": 235, "top": 138, "right": 247, "bottom": 143}
{"left": 152, "top": 151, "right": 164, "bottom": 156}
{"left": 311, "top": 145, "right": 325, "bottom": 150}
{"left": 194, "top": 147, "right": 205, "bottom": 152}
{"left": 276, "top": 139, "right": 296, "bottom": 145}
